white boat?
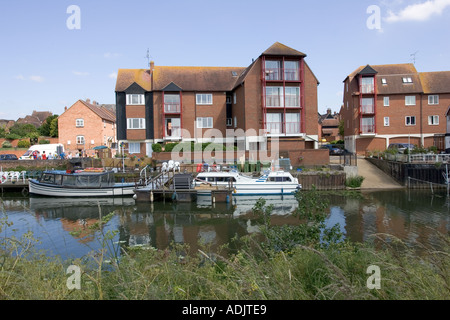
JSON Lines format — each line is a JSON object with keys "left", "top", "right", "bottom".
{"left": 28, "top": 169, "right": 136, "bottom": 197}
{"left": 194, "top": 170, "right": 301, "bottom": 196}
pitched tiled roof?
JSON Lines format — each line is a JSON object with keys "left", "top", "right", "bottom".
{"left": 115, "top": 69, "right": 152, "bottom": 92}
{"left": 262, "top": 42, "right": 306, "bottom": 57}
{"left": 79, "top": 100, "right": 116, "bottom": 122}
{"left": 419, "top": 71, "right": 450, "bottom": 94}
{"left": 346, "top": 64, "right": 423, "bottom": 94}
{"left": 152, "top": 66, "right": 246, "bottom": 91}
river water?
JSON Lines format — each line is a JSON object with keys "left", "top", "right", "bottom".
{"left": 1, "top": 189, "right": 449, "bottom": 260}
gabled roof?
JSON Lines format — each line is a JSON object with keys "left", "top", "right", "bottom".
{"left": 358, "top": 65, "right": 378, "bottom": 75}
{"left": 115, "top": 69, "right": 152, "bottom": 92}
{"left": 152, "top": 66, "right": 246, "bottom": 91}
{"left": 419, "top": 71, "right": 450, "bottom": 94}
{"left": 65, "top": 100, "right": 116, "bottom": 122}
{"left": 261, "top": 42, "right": 307, "bottom": 57}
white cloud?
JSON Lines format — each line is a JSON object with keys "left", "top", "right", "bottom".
{"left": 109, "top": 72, "right": 117, "bottom": 79}
{"left": 385, "top": 0, "right": 450, "bottom": 22}
{"left": 29, "top": 75, "right": 45, "bottom": 83}
{"left": 73, "top": 71, "right": 89, "bottom": 76}
{"left": 14, "top": 74, "right": 25, "bottom": 80}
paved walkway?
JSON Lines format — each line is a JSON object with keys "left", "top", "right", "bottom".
{"left": 356, "top": 157, "right": 404, "bottom": 190}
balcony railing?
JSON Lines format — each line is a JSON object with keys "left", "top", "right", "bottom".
{"left": 265, "top": 122, "right": 301, "bottom": 135}
{"left": 165, "top": 126, "right": 182, "bottom": 139}
{"left": 361, "top": 104, "right": 375, "bottom": 114}
{"left": 265, "top": 68, "right": 300, "bottom": 81}
{"left": 265, "top": 96, "right": 301, "bottom": 108}
{"left": 360, "top": 85, "right": 375, "bottom": 94}
{"left": 164, "top": 104, "right": 181, "bottom": 113}
{"left": 361, "top": 124, "right": 375, "bottom": 134}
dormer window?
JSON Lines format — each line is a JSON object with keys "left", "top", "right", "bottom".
{"left": 381, "top": 78, "right": 387, "bottom": 85}
{"left": 402, "top": 77, "right": 413, "bottom": 83}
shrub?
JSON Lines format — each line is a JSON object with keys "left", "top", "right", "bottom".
{"left": 345, "top": 175, "right": 365, "bottom": 188}
{"left": 151, "top": 143, "right": 162, "bottom": 153}
{"left": 5, "top": 133, "right": 21, "bottom": 140}
{"left": 163, "top": 142, "right": 179, "bottom": 152}
{"left": 39, "top": 139, "right": 50, "bottom": 144}
{"left": 17, "top": 140, "right": 31, "bottom": 148}
{"left": 2, "top": 141, "right": 12, "bottom": 148}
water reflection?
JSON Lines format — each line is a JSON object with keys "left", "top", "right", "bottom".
{"left": 0, "top": 190, "right": 448, "bottom": 260}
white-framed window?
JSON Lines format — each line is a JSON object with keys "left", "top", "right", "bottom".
{"left": 284, "top": 60, "right": 299, "bottom": 81}
{"left": 76, "top": 119, "right": 84, "bottom": 127}
{"left": 402, "top": 77, "right": 413, "bottom": 83}
{"left": 196, "top": 117, "right": 213, "bottom": 128}
{"left": 381, "top": 78, "right": 387, "bottom": 85}
{"left": 383, "top": 96, "right": 389, "bottom": 107}
{"left": 405, "top": 96, "right": 416, "bottom": 106}
{"left": 428, "top": 115, "right": 439, "bottom": 125}
{"left": 285, "top": 113, "right": 300, "bottom": 134}
{"left": 76, "top": 135, "right": 85, "bottom": 144}
{"left": 405, "top": 116, "right": 416, "bottom": 126}
{"left": 226, "top": 118, "right": 232, "bottom": 126}
{"left": 428, "top": 95, "right": 439, "bottom": 105}
{"left": 384, "top": 117, "right": 390, "bottom": 126}
{"left": 126, "top": 94, "right": 145, "bottom": 105}
{"left": 196, "top": 94, "right": 213, "bottom": 105}
{"left": 127, "top": 118, "right": 146, "bottom": 129}
{"left": 129, "top": 142, "right": 141, "bottom": 154}
{"left": 265, "top": 113, "right": 282, "bottom": 134}
{"left": 233, "top": 92, "right": 237, "bottom": 104}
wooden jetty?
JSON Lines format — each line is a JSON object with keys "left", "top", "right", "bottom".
{"left": 133, "top": 171, "right": 233, "bottom": 203}
{"left": 0, "top": 180, "right": 30, "bottom": 196}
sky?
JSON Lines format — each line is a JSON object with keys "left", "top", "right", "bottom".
{"left": 1, "top": 0, "right": 450, "bottom": 120}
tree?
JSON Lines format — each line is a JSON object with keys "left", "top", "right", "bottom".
{"left": 49, "top": 117, "right": 58, "bottom": 137}
{"left": 39, "top": 115, "right": 58, "bottom": 137}
{"left": 8, "top": 123, "right": 39, "bottom": 138}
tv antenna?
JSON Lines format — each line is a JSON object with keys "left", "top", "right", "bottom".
{"left": 410, "top": 51, "right": 419, "bottom": 64}
{"left": 145, "top": 48, "right": 152, "bottom": 68}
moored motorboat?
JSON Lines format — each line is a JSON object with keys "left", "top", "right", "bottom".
{"left": 28, "top": 168, "right": 136, "bottom": 197}
{"left": 194, "top": 170, "right": 301, "bottom": 196}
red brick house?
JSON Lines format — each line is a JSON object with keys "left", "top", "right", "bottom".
{"left": 58, "top": 99, "right": 117, "bottom": 157}
{"left": 115, "top": 42, "right": 319, "bottom": 159}
{"left": 342, "top": 64, "right": 450, "bottom": 154}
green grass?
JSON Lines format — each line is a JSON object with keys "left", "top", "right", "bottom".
{"left": 0, "top": 193, "right": 449, "bottom": 300}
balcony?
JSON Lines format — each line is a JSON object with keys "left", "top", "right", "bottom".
{"left": 361, "top": 104, "right": 375, "bottom": 114}
{"left": 360, "top": 84, "right": 375, "bottom": 94}
{"left": 361, "top": 124, "right": 376, "bottom": 135}
{"left": 165, "top": 126, "right": 182, "bottom": 140}
{"left": 164, "top": 104, "right": 181, "bottom": 114}
{"left": 265, "top": 68, "right": 300, "bottom": 81}
{"left": 265, "top": 122, "right": 301, "bottom": 135}
{"left": 265, "top": 96, "right": 301, "bottom": 108}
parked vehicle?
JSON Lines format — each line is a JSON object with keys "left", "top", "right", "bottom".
{"left": 19, "top": 144, "right": 64, "bottom": 160}
{"left": 387, "top": 143, "right": 414, "bottom": 154}
{"left": 320, "top": 144, "right": 343, "bottom": 155}
{"left": 0, "top": 154, "right": 18, "bottom": 161}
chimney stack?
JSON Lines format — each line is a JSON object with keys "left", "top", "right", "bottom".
{"left": 86, "top": 98, "right": 91, "bottom": 104}
{"left": 150, "top": 60, "right": 155, "bottom": 71}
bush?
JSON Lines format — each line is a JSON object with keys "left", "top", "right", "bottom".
{"left": 151, "top": 143, "right": 162, "bottom": 153}
{"left": 163, "top": 142, "right": 179, "bottom": 152}
{"left": 17, "top": 140, "right": 31, "bottom": 148}
{"left": 39, "top": 139, "right": 50, "bottom": 144}
{"left": 5, "top": 133, "right": 21, "bottom": 140}
{"left": 345, "top": 175, "right": 365, "bottom": 188}
{"left": 1, "top": 141, "right": 12, "bottom": 148}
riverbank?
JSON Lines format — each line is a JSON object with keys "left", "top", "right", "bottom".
{"left": 0, "top": 189, "right": 448, "bottom": 300}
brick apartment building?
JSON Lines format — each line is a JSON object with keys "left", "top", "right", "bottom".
{"left": 342, "top": 64, "right": 450, "bottom": 154}
{"left": 58, "top": 99, "right": 117, "bottom": 156}
{"left": 114, "top": 42, "right": 319, "bottom": 159}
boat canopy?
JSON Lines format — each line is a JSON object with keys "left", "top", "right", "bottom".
{"left": 39, "top": 170, "right": 116, "bottom": 188}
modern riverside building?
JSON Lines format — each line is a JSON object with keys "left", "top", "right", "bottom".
{"left": 342, "top": 64, "right": 450, "bottom": 154}
{"left": 114, "top": 42, "right": 319, "bottom": 158}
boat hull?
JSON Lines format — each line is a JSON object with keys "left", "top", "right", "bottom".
{"left": 28, "top": 179, "right": 135, "bottom": 197}
{"left": 195, "top": 183, "right": 301, "bottom": 196}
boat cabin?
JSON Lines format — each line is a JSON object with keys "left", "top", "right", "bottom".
{"left": 39, "top": 170, "right": 116, "bottom": 188}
